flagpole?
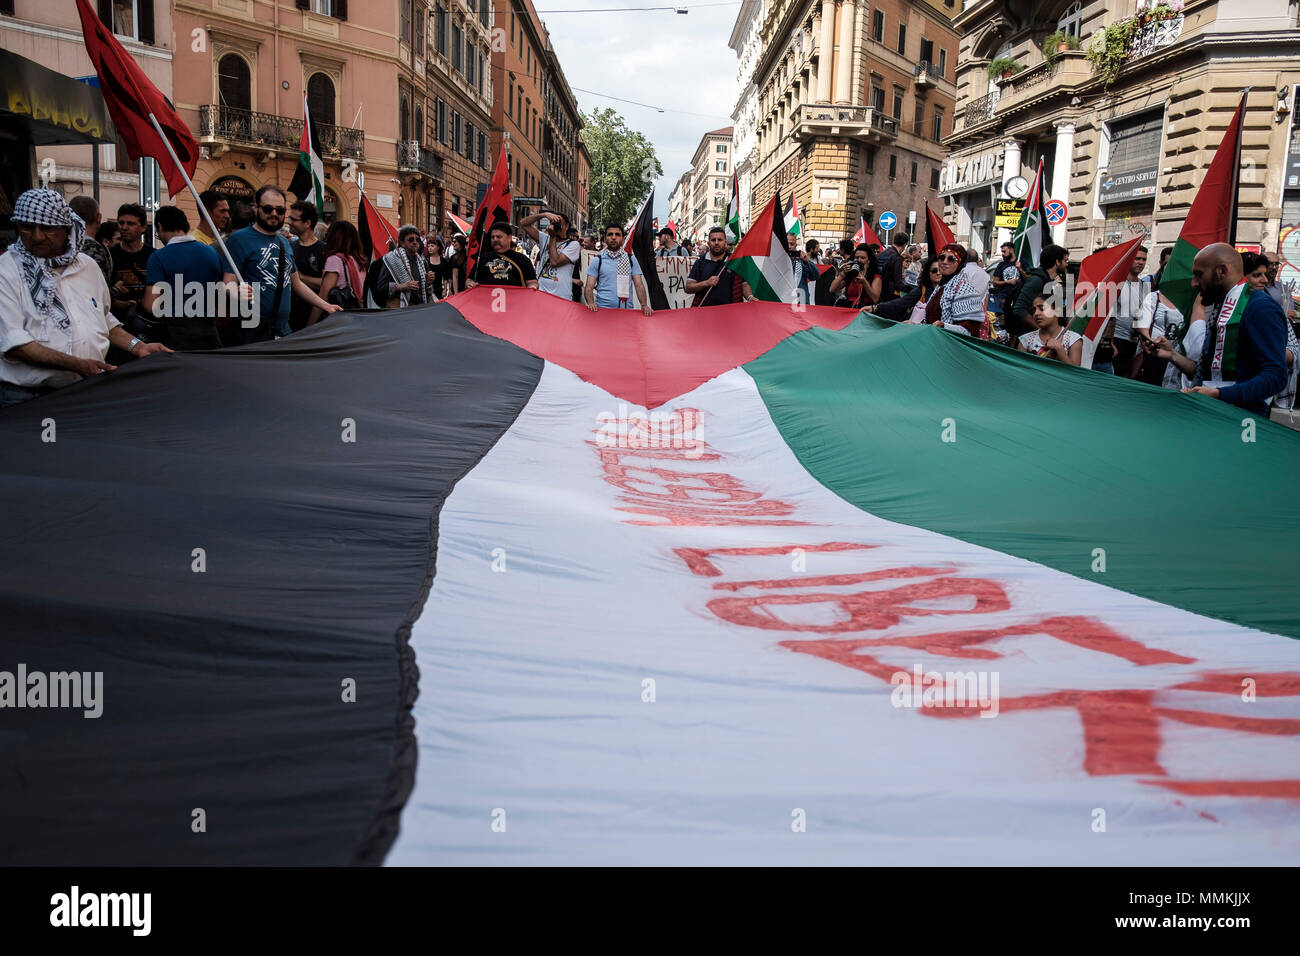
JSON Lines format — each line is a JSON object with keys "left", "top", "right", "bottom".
{"left": 143, "top": 111, "right": 244, "bottom": 285}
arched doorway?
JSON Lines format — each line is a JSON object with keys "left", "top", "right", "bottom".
{"left": 307, "top": 73, "right": 335, "bottom": 126}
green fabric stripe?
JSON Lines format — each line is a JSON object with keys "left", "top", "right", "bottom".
{"left": 1160, "top": 236, "right": 1199, "bottom": 326}
{"left": 744, "top": 314, "right": 1300, "bottom": 639}
{"left": 728, "top": 257, "right": 779, "bottom": 302}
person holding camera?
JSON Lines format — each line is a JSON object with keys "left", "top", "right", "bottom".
{"left": 827, "top": 243, "right": 883, "bottom": 310}
{"left": 521, "top": 210, "right": 580, "bottom": 300}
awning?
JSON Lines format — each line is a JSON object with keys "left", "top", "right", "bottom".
{"left": 0, "top": 49, "right": 116, "bottom": 146}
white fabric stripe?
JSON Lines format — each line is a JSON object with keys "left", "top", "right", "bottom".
{"left": 389, "top": 363, "right": 1300, "bottom": 865}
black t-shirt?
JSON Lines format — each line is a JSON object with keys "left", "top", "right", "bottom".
{"left": 688, "top": 255, "right": 737, "bottom": 306}
{"left": 291, "top": 239, "right": 327, "bottom": 331}
{"left": 110, "top": 244, "right": 152, "bottom": 312}
{"left": 473, "top": 250, "right": 536, "bottom": 287}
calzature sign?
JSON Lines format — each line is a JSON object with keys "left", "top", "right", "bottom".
{"left": 938, "top": 151, "right": 1004, "bottom": 196}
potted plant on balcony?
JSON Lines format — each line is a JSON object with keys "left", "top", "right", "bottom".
{"left": 1086, "top": 17, "right": 1140, "bottom": 88}
{"left": 1042, "top": 30, "right": 1081, "bottom": 66}
{"left": 987, "top": 57, "right": 1024, "bottom": 83}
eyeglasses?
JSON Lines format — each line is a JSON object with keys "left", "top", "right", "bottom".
{"left": 260, "top": 204, "right": 286, "bottom": 214}
{"left": 938, "top": 254, "right": 961, "bottom": 263}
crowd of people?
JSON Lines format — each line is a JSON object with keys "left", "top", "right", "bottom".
{"left": 2, "top": 184, "right": 1297, "bottom": 422}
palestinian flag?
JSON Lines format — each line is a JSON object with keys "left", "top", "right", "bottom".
{"left": 625, "top": 189, "right": 669, "bottom": 310}
{"left": 783, "top": 192, "right": 802, "bottom": 238}
{"left": 725, "top": 171, "right": 742, "bottom": 244}
{"left": 288, "top": 93, "right": 325, "bottom": 215}
{"left": 447, "top": 211, "right": 472, "bottom": 236}
{"left": 3, "top": 296, "right": 1298, "bottom": 866}
{"left": 1068, "top": 235, "right": 1147, "bottom": 368}
{"left": 1012, "top": 157, "right": 1051, "bottom": 272}
{"left": 925, "top": 200, "right": 955, "bottom": 253}
{"left": 1161, "top": 91, "right": 1249, "bottom": 321}
{"left": 728, "top": 192, "right": 796, "bottom": 304}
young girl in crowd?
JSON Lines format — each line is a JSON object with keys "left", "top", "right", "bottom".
{"left": 1015, "top": 284, "right": 1082, "bottom": 366}
{"left": 310, "top": 221, "right": 366, "bottom": 324}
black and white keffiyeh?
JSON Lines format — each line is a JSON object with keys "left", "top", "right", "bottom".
{"left": 10, "top": 189, "right": 87, "bottom": 334}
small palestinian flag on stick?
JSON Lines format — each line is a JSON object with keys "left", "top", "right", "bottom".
{"left": 725, "top": 171, "right": 742, "bottom": 244}
{"left": 1067, "top": 235, "right": 1147, "bottom": 369}
{"left": 288, "top": 93, "right": 325, "bottom": 215}
{"left": 1012, "top": 157, "right": 1051, "bottom": 272}
{"left": 728, "top": 191, "right": 796, "bottom": 304}
{"left": 783, "top": 192, "right": 802, "bottom": 239}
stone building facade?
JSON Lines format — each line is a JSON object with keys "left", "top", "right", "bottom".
{"left": 944, "top": 0, "right": 1300, "bottom": 269}
{"left": 738, "top": 0, "right": 959, "bottom": 246}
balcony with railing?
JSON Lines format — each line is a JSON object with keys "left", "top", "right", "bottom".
{"left": 995, "top": 51, "right": 1093, "bottom": 114}
{"left": 397, "top": 140, "right": 443, "bottom": 179}
{"left": 913, "top": 60, "right": 942, "bottom": 88}
{"left": 789, "top": 103, "right": 898, "bottom": 143}
{"left": 957, "top": 89, "right": 999, "bottom": 132}
{"left": 198, "top": 105, "right": 364, "bottom": 160}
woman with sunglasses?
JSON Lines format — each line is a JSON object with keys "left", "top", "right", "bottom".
{"left": 925, "top": 244, "right": 991, "bottom": 338}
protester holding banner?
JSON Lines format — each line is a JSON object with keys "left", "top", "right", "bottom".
{"left": 584, "top": 223, "right": 653, "bottom": 313}
{"left": 1017, "top": 283, "right": 1083, "bottom": 366}
{"left": 927, "top": 244, "right": 991, "bottom": 338}
{"left": 685, "top": 226, "right": 752, "bottom": 307}
{"left": 468, "top": 222, "right": 538, "bottom": 290}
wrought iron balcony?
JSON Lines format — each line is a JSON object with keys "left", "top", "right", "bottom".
{"left": 397, "top": 140, "right": 443, "bottom": 179}
{"left": 198, "top": 105, "right": 364, "bottom": 160}
{"left": 957, "top": 89, "right": 999, "bottom": 131}
{"left": 913, "top": 60, "right": 941, "bottom": 88}
{"left": 789, "top": 103, "right": 898, "bottom": 143}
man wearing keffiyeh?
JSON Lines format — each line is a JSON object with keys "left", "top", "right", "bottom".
{"left": 0, "top": 189, "right": 170, "bottom": 406}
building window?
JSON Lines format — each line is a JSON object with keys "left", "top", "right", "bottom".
{"left": 414, "top": 3, "right": 425, "bottom": 57}
{"left": 914, "top": 102, "right": 924, "bottom": 136}
{"left": 715, "top": 178, "right": 726, "bottom": 189}
{"left": 889, "top": 154, "right": 897, "bottom": 179}
{"left": 479, "top": 0, "right": 490, "bottom": 27}
{"left": 910, "top": 161, "right": 918, "bottom": 185}
{"left": 938, "top": 49, "right": 947, "bottom": 77}
{"left": 508, "top": 84, "right": 514, "bottom": 119}
{"left": 866, "top": 147, "right": 876, "bottom": 173}
{"left": 437, "top": 98, "right": 447, "bottom": 143}
{"left": 415, "top": 105, "right": 424, "bottom": 144}
{"left": 897, "top": 24, "right": 906, "bottom": 56}
{"left": 453, "top": 111, "right": 462, "bottom": 153}
{"left": 920, "top": 38, "right": 934, "bottom": 66}
{"left": 930, "top": 167, "right": 940, "bottom": 189}
{"left": 453, "top": 23, "right": 463, "bottom": 71}
{"left": 870, "top": 86, "right": 884, "bottom": 112}
{"left": 400, "top": 0, "right": 411, "bottom": 45}
{"left": 1058, "top": 1, "right": 1084, "bottom": 38}
{"left": 307, "top": 72, "right": 335, "bottom": 125}
{"left": 871, "top": 9, "right": 884, "bottom": 43}
{"left": 466, "top": 121, "right": 475, "bottom": 159}
{"left": 466, "top": 45, "right": 476, "bottom": 86}
{"left": 435, "top": 5, "right": 448, "bottom": 55}
{"left": 715, "top": 160, "right": 727, "bottom": 172}
{"left": 217, "top": 54, "right": 251, "bottom": 112}
{"left": 932, "top": 106, "right": 944, "bottom": 141}
{"left": 716, "top": 144, "right": 727, "bottom": 153}
{"left": 399, "top": 95, "right": 410, "bottom": 141}
{"left": 110, "top": 0, "right": 139, "bottom": 40}
{"left": 310, "top": 0, "right": 338, "bottom": 16}
{"left": 478, "top": 132, "right": 487, "bottom": 167}
{"left": 892, "top": 88, "right": 903, "bottom": 121}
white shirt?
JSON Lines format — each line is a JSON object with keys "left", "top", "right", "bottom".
{"left": 1134, "top": 290, "right": 1182, "bottom": 340}
{"left": 537, "top": 236, "right": 581, "bottom": 299}
{"left": 0, "top": 250, "right": 121, "bottom": 388}
{"left": 1110, "top": 277, "right": 1148, "bottom": 342}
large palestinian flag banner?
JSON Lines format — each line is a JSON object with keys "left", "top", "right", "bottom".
{"left": 2, "top": 294, "right": 1298, "bottom": 865}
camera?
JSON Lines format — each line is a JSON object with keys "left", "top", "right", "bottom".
{"left": 538, "top": 216, "right": 552, "bottom": 232}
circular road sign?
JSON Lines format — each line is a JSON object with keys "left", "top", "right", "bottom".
{"left": 878, "top": 211, "right": 897, "bottom": 231}
{"left": 1044, "top": 199, "right": 1068, "bottom": 225}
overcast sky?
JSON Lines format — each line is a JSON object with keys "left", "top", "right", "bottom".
{"left": 536, "top": 0, "right": 743, "bottom": 222}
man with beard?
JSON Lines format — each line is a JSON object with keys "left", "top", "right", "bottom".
{"left": 377, "top": 225, "right": 436, "bottom": 307}
{"left": 221, "top": 185, "right": 339, "bottom": 342}
{"left": 684, "top": 226, "right": 753, "bottom": 307}
{"left": 1183, "top": 242, "right": 1287, "bottom": 417}
{"left": 0, "top": 190, "right": 170, "bottom": 406}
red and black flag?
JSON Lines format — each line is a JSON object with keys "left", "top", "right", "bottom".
{"left": 74, "top": 0, "right": 198, "bottom": 197}
{"left": 626, "top": 190, "right": 669, "bottom": 310}
{"left": 466, "top": 143, "right": 512, "bottom": 278}
{"left": 358, "top": 189, "right": 400, "bottom": 263}
{"left": 925, "top": 200, "right": 955, "bottom": 254}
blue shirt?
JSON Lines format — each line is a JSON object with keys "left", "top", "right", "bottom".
{"left": 223, "top": 226, "right": 297, "bottom": 338}
{"left": 585, "top": 249, "right": 644, "bottom": 309}
{"left": 1216, "top": 288, "right": 1289, "bottom": 417}
{"left": 145, "top": 238, "right": 222, "bottom": 317}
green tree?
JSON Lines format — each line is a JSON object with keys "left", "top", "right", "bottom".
{"left": 582, "top": 107, "right": 662, "bottom": 230}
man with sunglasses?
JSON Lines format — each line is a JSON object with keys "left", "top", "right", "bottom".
{"left": 221, "top": 186, "right": 339, "bottom": 343}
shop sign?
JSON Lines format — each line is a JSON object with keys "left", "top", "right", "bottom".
{"left": 994, "top": 199, "right": 1024, "bottom": 229}
{"left": 938, "top": 150, "right": 1004, "bottom": 196}
{"left": 210, "top": 176, "right": 255, "bottom": 201}
{"left": 1099, "top": 167, "right": 1158, "bottom": 204}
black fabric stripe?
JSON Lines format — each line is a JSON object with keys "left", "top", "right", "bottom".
{"left": 0, "top": 305, "right": 543, "bottom": 865}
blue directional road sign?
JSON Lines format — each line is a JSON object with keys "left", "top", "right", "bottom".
{"left": 878, "top": 211, "right": 897, "bottom": 231}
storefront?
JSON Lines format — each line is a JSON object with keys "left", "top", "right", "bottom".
{"left": 1096, "top": 109, "right": 1162, "bottom": 248}
{"left": 938, "top": 147, "right": 1004, "bottom": 258}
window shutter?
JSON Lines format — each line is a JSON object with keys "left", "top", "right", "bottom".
{"left": 338, "top": 0, "right": 348, "bottom": 20}
{"left": 97, "top": 0, "right": 111, "bottom": 26}
{"left": 139, "top": 0, "right": 155, "bottom": 45}
{"left": 295, "top": 0, "right": 309, "bottom": 9}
